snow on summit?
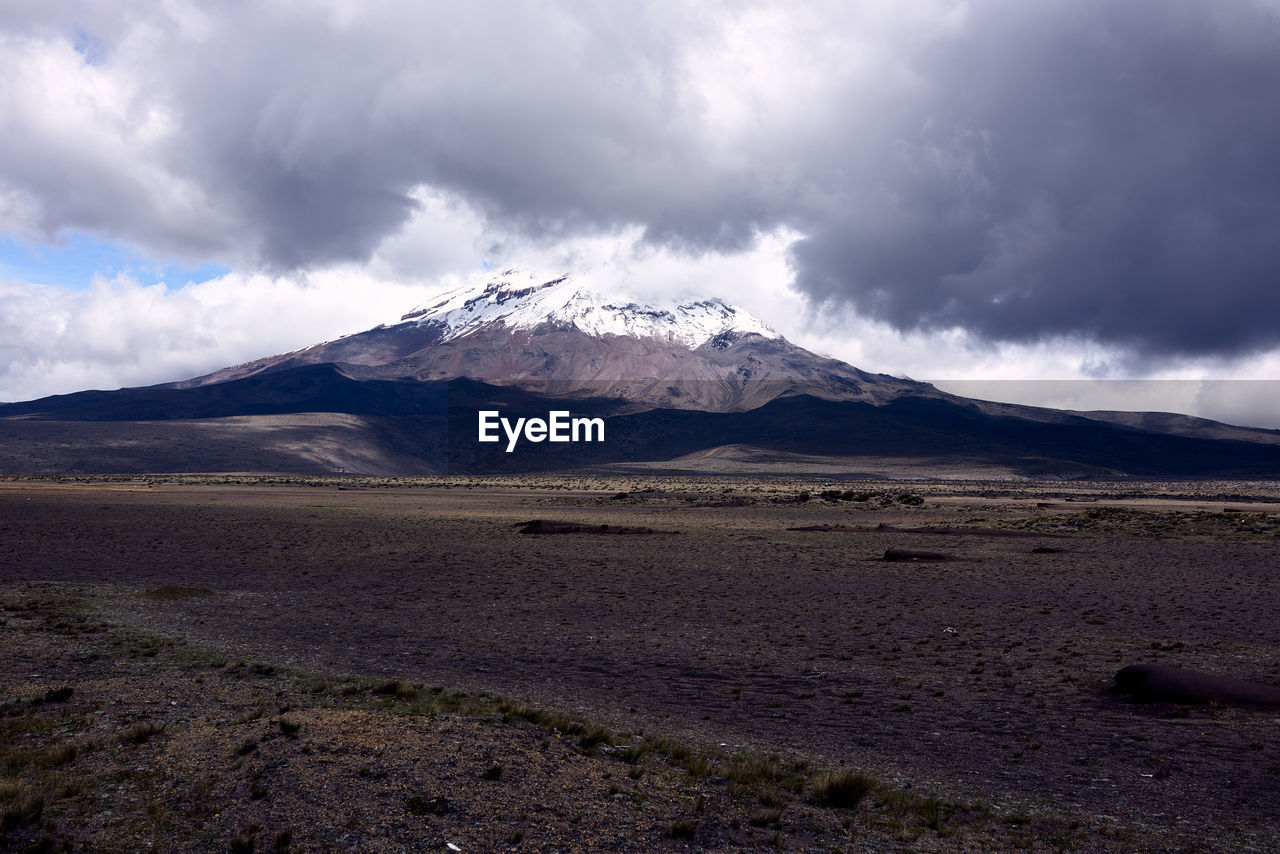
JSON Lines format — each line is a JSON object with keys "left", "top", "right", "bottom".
{"left": 398, "top": 269, "right": 780, "bottom": 349}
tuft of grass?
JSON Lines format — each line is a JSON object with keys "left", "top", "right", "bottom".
{"left": 749, "top": 807, "right": 784, "bottom": 827}
{"left": 919, "top": 797, "right": 958, "bottom": 837}
{"left": 38, "top": 741, "right": 78, "bottom": 769}
{"left": 278, "top": 718, "right": 301, "bottom": 738}
{"left": 578, "top": 726, "right": 612, "bottom": 755}
{"left": 42, "top": 686, "right": 74, "bottom": 704}
{"left": 811, "top": 770, "right": 876, "bottom": 809}
{"left": 229, "top": 823, "right": 260, "bottom": 854}
{"left": 272, "top": 829, "right": 293, "bottom": 853}
{"left": 371, "top": 679, "right": 418, "bottom": 699}
{"left": 480, "top": 764, "right": 504, "bottom": 781}
{"left": 728, "top": 753, "right": 807, "bottom": 793}
{"left": 1, "top": 784, "right": 45, "bottom": 833}
{"left": 667, "top": 819, "right": 697, "bottom": 839}
{"left": 618, "top": 743, "right": 648, "bottom": 764}
{"left": 120, "top": 721, "right": 166, "bottom": 745}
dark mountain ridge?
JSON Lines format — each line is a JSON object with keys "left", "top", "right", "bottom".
{"left": 4, "top": 369, "right": 1280, "bottom": 477}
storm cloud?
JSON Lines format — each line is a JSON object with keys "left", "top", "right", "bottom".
{"left": 789, "top": 1, "right": 1280, "bottom": 359}
{"left": 2, "top": 0, "right": 1279, "bottom": 361}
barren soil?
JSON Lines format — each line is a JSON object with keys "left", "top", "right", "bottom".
{"left": 3, "top": 476, "right": 1280, "bottom": 852}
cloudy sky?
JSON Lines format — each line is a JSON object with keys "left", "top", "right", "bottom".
{"left": 3, "top": 0, "right": 1279, "bottom": 426}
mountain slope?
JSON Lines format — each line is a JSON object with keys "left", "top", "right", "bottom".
{"left": 6, "top": 376, "right": 1280, "bottom": 477}
{"left": 177, "top": 270, "right": 934, "bottom": 412}
{"left": 3, "top": 269, "right": 1280, "bottom": 477}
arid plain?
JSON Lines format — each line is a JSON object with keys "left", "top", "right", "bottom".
{"left": 3, "top": 475, "right": 1280, "bottom": 852}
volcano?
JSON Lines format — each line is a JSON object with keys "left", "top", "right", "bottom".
{"left": 175, "top": 269, "right": 935, "bottom": 413}
{"left": 2, "top": 270, "right": 1279, "bottom": 477}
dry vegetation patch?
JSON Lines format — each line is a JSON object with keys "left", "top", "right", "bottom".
{"left": 2, "top": 587, "right": 1108, "bottom": 852}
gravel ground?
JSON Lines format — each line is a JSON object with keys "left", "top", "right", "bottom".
{"left": 3, "top": 475, "right": 1279, "bottom": 851}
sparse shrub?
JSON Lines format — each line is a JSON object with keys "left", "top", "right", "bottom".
{"left": 481, "top": 764, "right": 503, "bottom": 781}
{"left": 898, "top": 493, "right": 924, "bottom": 506}
{"left": 618, "top": 743, "right": 648, "bottom": 764}
{"left": 677, "top": 755, "right": 713, "bottom": 778}
{"left": 728, "top": 754, "right": 780, "bottom": 787}
{"left": 234, "top": 708, "right": 267, "bottom": 725}
{"left": 757, "top": 788, "right": 790, "bottom": 809}
{"left": 919, "top": 797, "right": 956, "bottom": 836}
{"left": 578, "top": 726, "right": 612, "bottom": 754}
{"left": 38, "top": 741, "right": 77, "bottom": 768}
{"left": 812, "top": 770, "right": 876, "bottom": 809}
{"left": 372, "top": 679, "right": 417, "bottom": 700}
{"left": 278, "top": 718, "right": 300, "bottom": 738}
{"left": 272, "top": 829, "right": 293, "bottom": 853}
{"left": 749, "top": 807, "right": 784, "bottom": 827}
{"left": 42, "top": 686, "right": 73, "bottom": 704}
{"left": 667, "top": 819, "right": 697, "bottom": 839}
{"left": 1, "top": 784, "right": 44, "bottom": 832}
{"left": 229, "top": 823, "right": 260, "bottom": 853}
{"left": 121, "top": 721, "right": 166, "bottom": 744}
{"left": 728, "top": 753, "right": 807, "bottom": 793}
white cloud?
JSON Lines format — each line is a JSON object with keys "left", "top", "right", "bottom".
{"left": 0, "top": 30, "right": 231, "bottom": 260}
{"left": 1, "top": 1, "right": 1278, "bottom": 426}
{"left": 5, "top": 222, "right": 1280, "bottom": 429}
{"left": 0, "top": 269, "right": 422, "bottom": 401}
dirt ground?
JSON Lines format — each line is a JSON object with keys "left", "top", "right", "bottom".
{"left": 2, "top": 475, "right": 1279, "bottom": 852}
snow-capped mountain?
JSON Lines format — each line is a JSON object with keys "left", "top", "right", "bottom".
{"left": 399, "top": 270, "right": 779, "bottom": 349}
{"left": 179, "top": 269, "right": 933, "bottom": 411}
{"left": 9, "top": 268, "right": 1280, "bottom": 476}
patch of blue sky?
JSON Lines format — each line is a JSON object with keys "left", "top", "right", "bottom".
{"left": 0, "top": 231, "right": 230, "bottom": 291}
{"left": 72, "top": 27, "right": 108, "bottom": 66}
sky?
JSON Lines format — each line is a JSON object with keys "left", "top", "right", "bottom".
{"left": 2, "top": 0, "right": 1279, "bottom": 426}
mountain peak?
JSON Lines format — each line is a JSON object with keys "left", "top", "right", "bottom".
{"left": 398, "top": 268, "right": 780, "bottom": 349}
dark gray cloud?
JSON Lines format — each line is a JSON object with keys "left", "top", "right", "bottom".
{"left": 789, "top": 0, "right": 1280, "bottom": 359}
{"left": 2, "top": 0, "right": 1280, "bottom": 361}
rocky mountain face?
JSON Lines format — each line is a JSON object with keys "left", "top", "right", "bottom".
{"left": 179, "top": 270, "right": 936, "bottom": 413}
